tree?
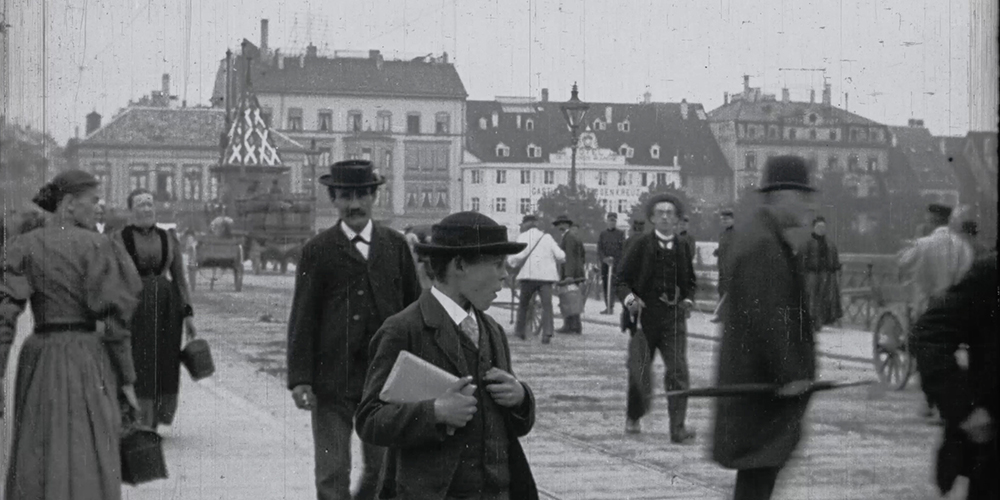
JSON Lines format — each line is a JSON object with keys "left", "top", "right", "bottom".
{"left": 534, "top": 185, "right": 606, "bottom": 244}
{"left": 1, "top": 121, "right": 66, "bottom": 227}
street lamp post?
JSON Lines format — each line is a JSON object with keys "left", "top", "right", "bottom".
{"left": 306, "top": 141, "right": 322, "bottom": 198}
{"left": 560, "top": 83, "right": 590, "bottom": 196}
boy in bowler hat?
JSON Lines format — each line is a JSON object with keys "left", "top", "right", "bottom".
{"left": 357, "top": 212, "right": 538, "bottom": 500}
{"left": 615, "top": 193, "right": 697, "bottom": 440}
{"left": 286, "top": 159, "right": 422, "bottom": 500}
{"left": 712, "top": 155, "right": 819, "bottom": 500}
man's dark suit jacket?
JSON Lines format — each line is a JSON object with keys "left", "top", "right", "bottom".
{"left": 286, "top": 221, "right": 421, "bottom": 400}
{"left": 559, "top": 229, "right": 586, "bottom": 282}
{"left": 356, "top": 292, "right": 538, "bottom": 500}
{"left": 598, "top": 228, "right": 625, "bottom": 263}
{"left": 614, "top": 231, "right": 696, "bottom": 335}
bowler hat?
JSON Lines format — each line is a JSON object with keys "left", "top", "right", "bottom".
{"left": 522, "top": 214, "right": 538, "bottom": 224}
{"left": 758, "top": 155, "right": 817, "bottom": 193}
{"left": 607, "top": 212, "right": 618, "bottom": 220}
{"left": 719, "top": 208, "right": 734, "bottom": 217}
{"left": 318, "top": 159, "right": 386, "bottom": 188}
{"left": 645, "top": 193, "right": 685, "bottom": 220}
{"left": 553, "top": 214, "right": 574, "bottom": 226}
{"left": 414, "top": 212, "right": 527, "bottom": 256}
{"left": 928, "top": 203, "right": 953, "bottom": 219}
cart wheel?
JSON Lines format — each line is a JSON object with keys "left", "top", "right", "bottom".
{"left": 872, "top": 310, "right": 914, "bottom": 390}
{"left": 527, "top": 293, "right": 544, "bottom": 337}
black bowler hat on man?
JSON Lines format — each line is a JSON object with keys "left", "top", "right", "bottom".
{"left": 414, "top": 212, "right": 527, "bottom": 256}
{"left": 522, "top": 214, "right": 538, "bottom": 224}
{"left": 607, "top": 212, "right": 618, "bottom": 220}
{"left": 758, "top": 155, "right": 817, "bottom": 193}
{"left": 927, "top": 203, "right": 953, "bottom": 219}
{"left": 318, "top": 159, "right": 386, "bottom": 188}
{"left": 553, "top": 214, "right": 574, "bottom": 227}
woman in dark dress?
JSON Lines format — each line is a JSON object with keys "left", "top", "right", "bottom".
{"left": 112, "top": 188, "right": 196, "bottom": 429}
{"left": 1, "top": 170, "right": 142, "bottom": 499}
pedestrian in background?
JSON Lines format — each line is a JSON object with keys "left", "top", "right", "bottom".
{"left": 554, "top": 215, "right": 585, "bottom": 334}
{"left": 677, "top": 215, "right": 697, "bottom": 266}
{"left": 711, "top": 156, "right": 818, "bottom": 500}
{"left": 1, "top": 170, "right": 142, "bottom": 500}
{"left": 112, "top": 188, "right": 197, "bottom": 430}
{"left": 357, "top": 212, "right": 538, "bottom": 500}
{"left": 711, "top": 209, "right": 735, "bottom": 323}
{"left": 507, "top": 214, "right": 565, "bottom": 344}
{"left": 597, "top": 212, "right": 625, "bottom": 315}
{"left": 801, "top": 216, "right": 843, "bottom": 332}
{"left": 615, "top": 193, "right": 697, "bottom": 441}
{"left": 286, "top": 160, "right": 421, "bottom": 500}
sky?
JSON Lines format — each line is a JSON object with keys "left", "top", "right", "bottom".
{"left": 1, "top": 0, "right": 987, "bottom": 144}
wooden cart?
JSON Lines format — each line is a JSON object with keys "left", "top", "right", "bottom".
{"left": 189, "top": 235, "right": 245, "bottom": 292}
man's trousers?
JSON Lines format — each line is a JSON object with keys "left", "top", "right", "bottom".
{"left": 734, "top": 467, "right": 781, "bottom": 500}
{"left": 601, "top": 262, "right": 615, "bottom": 311}
{"left": 312, "top": 396, "right": 384, "bottom": 500}
{"left": 626, "top": 304, "right": 690, "bottom": 430}
{"left": 514, "top": 280, "right": 554, "bottom": 340}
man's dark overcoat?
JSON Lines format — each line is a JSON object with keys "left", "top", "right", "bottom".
{"left": 714, "top": 226, "right": 735, "bottom": 296}
{"left": 559, "top": 229, "right": 586, "bottom": 282}
{"left": 356, "top": 292, "right": 538, "bottom": 500}
{"left": 712, "top": 208, "right": 816, "bottom": 469}
{"left": 911, "top": 252, "right": 998, "bottom": 496}
{"left": 286, "top": 222, "right": 421, "bottom": 399}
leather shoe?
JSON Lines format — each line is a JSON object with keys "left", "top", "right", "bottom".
{"left": 625, "top": 419, "right": 641, "bottom": 434}
{"left": 670, "top": 427, "right": 697, "bottom": 444}
{"left": 541, "top": 336, "right": 551, "bottom": 344}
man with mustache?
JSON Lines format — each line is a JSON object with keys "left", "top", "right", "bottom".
{"left": 357, "top": 212, "right": 538, "bottom": 500}
{"left": 287, "top": 160, "right": 422, "bottom": 500}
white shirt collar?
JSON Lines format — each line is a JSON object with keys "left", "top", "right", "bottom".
{"left": 430, "top": 286, "right": 476, "bottom": 327}
{"left": 340, "top": 219, "right": 373, "bottom": 242}
{"left": 654, "top": 229, "right": 675, "bottom": 241}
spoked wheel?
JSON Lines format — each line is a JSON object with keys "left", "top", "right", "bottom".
{"left": 872, "top": 310, "right": 914, "bottom": 390}
{"left": 526, "top": 293, "right": 544, "bottom": 337}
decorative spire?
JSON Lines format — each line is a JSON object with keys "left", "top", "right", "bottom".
{"left": 222, "top": 79, "right": 281, "bottom": 167}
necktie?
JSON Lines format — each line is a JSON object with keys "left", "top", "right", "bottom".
{"left": 459, "top": 315, "right": 479, "bottom": 348}
{"left": 658, "top": 236, "right": 674, "bottom": 250}
{"left": 352, "top": 235, "right": 368, "bottom": 259}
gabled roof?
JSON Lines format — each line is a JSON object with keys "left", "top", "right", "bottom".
{"left": 888, "top": 125, "right": 958, "bottom": 190}
{"left": 212, "top": 50, "right": 467, "bottom": 102}
{"left": 708, "top": 98, "right": 881, "bottom": 127}
{"left": 465, "top": 100, "right": 730, "bottom": 176}
{"left": 77, "top": 106, "right": 306, "bottom": 153}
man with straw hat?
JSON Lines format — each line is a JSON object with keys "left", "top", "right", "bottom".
{"left": 287, "top": 159, "right": 421, "bottom": 500}
{"left": 357, "top": 211, "right": 538, "bottom": 500}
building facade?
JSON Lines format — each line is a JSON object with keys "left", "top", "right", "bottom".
{"left": 887, "top": 120, "right": 961, "bottom": 205}
{"left": 213, "top": 23, "right": 467, "bottom": 230}
{"left": 463, "top": 94, "right": 728, "bottom": 237}
{"left": 708, "top": 77, "right": 891, "bottom": 201}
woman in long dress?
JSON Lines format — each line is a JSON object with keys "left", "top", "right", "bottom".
{"left": 0, "top": 170, "right": 142, "bottom": 499}
{"left": 112, "top": 188, "right": 196, "bottom": 429}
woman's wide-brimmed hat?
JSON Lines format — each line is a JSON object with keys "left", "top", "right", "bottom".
{"left": 414, "top": 212, "right": 527, "bottom": 256}
{"left": 552, "top": 214, "right": 574, "bottom": 226}
{"left": 757, "top": 155, "right": 817, "bottom": 193}
{"left": 318, "top": 159, "right": 386, "bottom": 188}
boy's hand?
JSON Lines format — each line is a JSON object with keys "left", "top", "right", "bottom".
{"left": 484, "top": 368, "right": 525, "bottom": 408}
{"left": 434, "top": 377, "right": 478, "bottom": 428}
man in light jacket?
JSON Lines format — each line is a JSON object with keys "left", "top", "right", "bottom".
{"left": 507, "top": 214, "right": 565, "bottom": 344}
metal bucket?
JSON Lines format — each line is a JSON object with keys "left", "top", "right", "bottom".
{"left": 557, "top": 284, "right": 585, "bottom": 317}
{"left": 180, "top": 338, "right": 216, "bottom": 381}
{"left": 120, "top": 428, "right": 168, "bottom": 485}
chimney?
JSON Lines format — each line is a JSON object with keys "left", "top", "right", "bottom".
{"left": 643, "top": 90, "right": 652, "bottom": 104}
{"left": 85, "top": 111, "right": 102, "bottom": 135}
{"left": 908, "top": 118, "right": 925, "bottom": 128}
{"left": 782, "top": 88, "right": 790, "bottom": 102}
{"left": 299, "top": 55, "right": 304, "bottom": 68}
{"left": 260, "top": 19, "right": 269, "bottom": 51}
{"left": 743, "top": 75, "right": 750, "bottom": 93}
{"left": 541, "top": 88, "right": 549, "bottom": 102}
{"left": 673, "top": 154, "right": 678, "bottom": 167}
{"left": 724, "top": 92, "right": 729, "bottom": 105}
{"left": 306, "top": 44, "right": 318, "bottom": 59}
{"left": 939, "top": 137, "right": 948, "bottom": 155}
{"left": 441, "top": 52, "right": 448, "bottom": 64}
{"left": 680, "top": 99, "right": 689, "bottom": 119}
{"left": 810, "top": 89, "right": 816, "bottom": 103}
{"left": 605, "top": 106, "right": 612, "bottom": 124}
{"left": 844, "top": 92, "right": 849, "bottom": 111}
{"left": 822, "top": 82, "right": 831, "bottom": 106}
{"left": 369, "top": 49, "right": 383, "bottom": 70}
{"left": 162, "top": 73, "right": 170, "bottom": 96}
{"left": 275, "top": 49, "right": 282, "bottom": 68}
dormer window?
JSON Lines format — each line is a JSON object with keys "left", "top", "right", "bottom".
{"left": 619, "top": 144, "right": 634, "bottom": 158}
{"left": 618, "top": 120, "right": 631, "bottom": 132}
{"left": 496, "top": 143, "right": 510, "bottom": 158}
{"left": 526, "top": 144, "right": 541, "bottom": 158}
{"left": 650, "top": 144, "right": 661, "bottom": 159}
{"left": 695, "top": 109, "right": 707, "bottom": 120}
{"left": 479, "top": 117, "right": 488, "bottom": 130}
{"left": 593, "top": 119, "right": 606, "bottom": 131}
{"left": 491, "top": 111, "right": 499, "bottom": 128}
{"left": 525, "top": 118, "right": 534, "bottom": 131}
